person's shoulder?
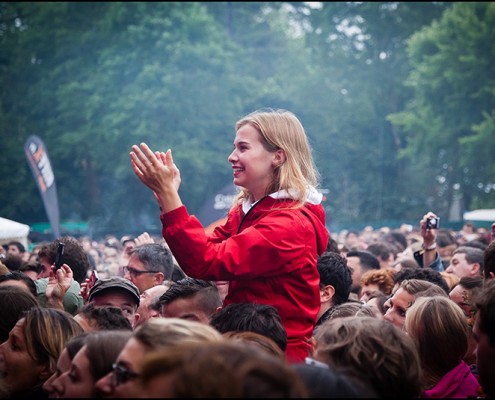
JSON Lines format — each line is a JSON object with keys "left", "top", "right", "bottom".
{"left": 34, "top": 277, "right": 48, "bottom": 290}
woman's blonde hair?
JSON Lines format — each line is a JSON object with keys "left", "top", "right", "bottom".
{"left": 23, "top": 307, "right": 84, "bottom": 373}
{"left": 134, "top": 317, "right": 223, "bottom": 350}
{"left": 234, "top": 108, "right": 319, "bottom": 207}
{"left": 139, "top": 341, "right": 308, "bottom": 398}
{"left": 404, "top": 295, "right": 470, "bottom": 389}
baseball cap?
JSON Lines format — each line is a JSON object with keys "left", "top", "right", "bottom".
{"left": 88, "top": 276, "right": 140, "bottom": 306}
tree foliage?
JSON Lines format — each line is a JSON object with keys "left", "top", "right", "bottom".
{"left": 1, "top": 2, "right": 492, "bottom": 237}
{"left": 388, "top": 2, "right": 495, "bottom": 217}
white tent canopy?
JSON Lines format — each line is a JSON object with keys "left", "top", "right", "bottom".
{"left": 463, "top": 209, "right": 495, "bottom": 222}
{"left": 0, "top": 217, "right": 30, "bottom": 249}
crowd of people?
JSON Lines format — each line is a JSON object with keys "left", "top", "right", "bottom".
{"left": 0, "top": 108, "right": 494, "bottom": 398}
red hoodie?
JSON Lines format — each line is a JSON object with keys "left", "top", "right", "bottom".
{"left": 160, "top": 191, "right": 329, "bottom": 363}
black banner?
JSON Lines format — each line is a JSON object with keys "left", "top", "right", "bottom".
{"left": 24, "top": 135, "right": 61, "bottom": 238}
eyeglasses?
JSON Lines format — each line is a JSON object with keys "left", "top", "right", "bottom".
{"left": 111, "top": 363, "right": 139, "bottom": 386}
{"left": 123, "top": 266, "right": 159, "bottom": 277}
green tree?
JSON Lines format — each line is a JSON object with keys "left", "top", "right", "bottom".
{"left": 389, "top": 2, "right": 495, "bottom": 217}
{"left": 288, "top": 2, "right": 451, "bottom": 227}
{"left": 0, "top": 2, "right": 317, "bottom": 235}
{"left": 1, "top": 3, "right": 245, "bottom": 232}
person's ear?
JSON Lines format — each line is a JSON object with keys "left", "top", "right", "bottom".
{"left": 272, "top": 149, "right": 286, "bottom": 168}
{"left": 320, "top": 285, "right": 335, "bottom": 302}
{"left": 133, "top": 312, "right": 140, "bottom": 328}
{"left": 211, "top": 306, "right": 223, "bottom": 317}
{"left": 471, "top": 263, "right": 480, "bottom": 275}
{"left": 38, "top": 364, "right": 53, "bottom": 381}
{"left": 154, "top": 272, "right": 164, "bottom": 285}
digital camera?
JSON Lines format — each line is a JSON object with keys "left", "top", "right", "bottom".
{"left": 426, "top": 217, "right": 440, "bottom": 230}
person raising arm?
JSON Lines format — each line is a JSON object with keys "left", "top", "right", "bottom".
{"left": 130, "top": 108, "right": 329, "bottom": 363}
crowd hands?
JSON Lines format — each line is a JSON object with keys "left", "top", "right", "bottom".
{"left": 0, "top": 211, "right": 493, "bottom": 398}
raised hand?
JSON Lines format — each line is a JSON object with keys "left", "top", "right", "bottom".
{"left": 130, "top": 143, "right": 173, "bottom": 192}
{"left": 135, "top": 231, "right": 155, "bottom": 246}
{"left": 46, "top": 263, "right": 73, "bottom": 309}
{"left": 420, "top": 211, "right": 439, "bottom": 247}
{"left": 155, "top": 150, "right": 181, "bottom": 191}
{"left": 130, "top": 143, "right": 183, "bottom": 213}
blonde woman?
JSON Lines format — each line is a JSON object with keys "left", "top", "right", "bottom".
{"left": 130, "top": 108, "right": 329, "bottom": 363}
{"left": 0, "top": 307, "right": 83, "bottom": 398}
{"left": 94, "top": 317, "right": 223, "bottom": 398}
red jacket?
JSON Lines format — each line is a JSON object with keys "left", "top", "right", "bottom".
{"left": 160, "top": 192, "right": 329, "bottom": 363}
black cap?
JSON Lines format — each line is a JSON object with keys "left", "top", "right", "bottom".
{"left": 88, "top": 276, "right": 140, "bottom": 306}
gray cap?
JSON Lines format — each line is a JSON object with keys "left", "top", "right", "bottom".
{"left": 88, "top": 276, "right": 140, "bottom": 306}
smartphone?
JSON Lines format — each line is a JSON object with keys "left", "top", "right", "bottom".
{"left": 88, "top": 270, "right": 99, "bottom": 290}
{"left": 54, "top": 242, "right": 65, "bottom": 270}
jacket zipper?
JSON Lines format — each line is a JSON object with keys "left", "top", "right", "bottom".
{"left": 236, "top": 195, "right": 270, "bottom": 234}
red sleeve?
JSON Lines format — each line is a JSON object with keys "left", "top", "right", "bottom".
{"left": 160, "top": 207, "right": 315, "bottom": 281}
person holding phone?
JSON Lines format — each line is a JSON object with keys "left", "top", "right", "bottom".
{"left": 130, "top": 108, "right": 329, "bottom": 363}
{"left": 36, "top": 237, "right": 88, "bottom": 315}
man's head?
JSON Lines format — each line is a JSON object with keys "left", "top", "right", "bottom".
{"left": 345, "top": 250, "right": 380, "bottom": 295}
{"left": 74, "top": 302, "right": 133, "bottom": 332}
{"left": 366, "top": 242, "right": 395, "bottom": 270}
{"left": 6, "top": 241, "right": 25, "bottom": 258}
{"left": 124, "top": 243, "right": 174, "bottom": 293}
{"left": 473, "top": 279, "right": 495, "bottom": 397}
{"left": 159, "top": 278, "right": 222, "bottom": 324}
{"left": 316, "top": 251, "right": 352, "bottom": 322}
{"left": 210, "top": 302, "right": 288, "bottom": 353}
{"left": 393, "top": 267, "right": 450, "bottom": 295}
{"left": 446, "top": 246, "right": 484, "bottom": 278}
{"left": 136, "top": 282, "right": 172, "bottom": 326}
{"left": 88, "top": 276, "right": 140, "bottom": 328}
{"left": 0, "top": 270, "right": 38, "bottom": 297}
{"left": 449, "top": 275, "right": 484, "bottom": 319}
{"left": 359, "top": 268, "right": 396, "bottom": 301}
{"left": 37, "top": 236, "right": 90, "bottom": 283}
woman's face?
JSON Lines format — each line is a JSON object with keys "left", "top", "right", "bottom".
{"left": 383, "top": 288, "right": 415, "bottom": 329}
{"left": 228, "top": 124, "right": 278, "bottom": 202}
{"left": 51, "top": 345, "right": 95, "bottom": 398}
{"left": 42, "top": 348, "right": 72, "bottom": 397}
{"left": 94, "top": 337, "right": 146, "bottom": 398}
{"left": 0, "top": 318, "right": 47, "bottom": 395}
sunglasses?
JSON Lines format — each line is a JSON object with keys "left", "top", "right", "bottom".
{"left": 123, "top": 266, "right": 159, "bottom": 277}
{"left": 111, "top": 363, "right": 139, "bottom": 386}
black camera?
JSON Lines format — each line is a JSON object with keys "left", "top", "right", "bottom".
{"left": 426, "top": 217, "right": 440, "bottom": 230}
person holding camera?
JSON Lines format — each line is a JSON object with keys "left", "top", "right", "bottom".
{"left": 413, "top": 211, "right": 444, "bottom": 272}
